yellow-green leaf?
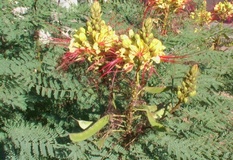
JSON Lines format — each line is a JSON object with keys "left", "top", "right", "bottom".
{"left": 146, "top": 111, "right": 164, "bottom": 128}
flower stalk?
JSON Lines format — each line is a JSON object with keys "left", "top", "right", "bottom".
{"left": 170, "top": 64, "right": 199, "bottom": 113}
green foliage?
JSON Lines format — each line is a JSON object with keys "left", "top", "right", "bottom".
{"left": 0, "top": 0, "right": 233, "bottom": 159}
{"left": 2, "top": 114, "right": 67, "bottom": 159}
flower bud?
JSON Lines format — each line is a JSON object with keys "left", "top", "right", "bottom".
{"left": 79, "top": 33, "right": 87, "bottom": 42}
{"left": 189, "top": 90, "right": 196, "bottom": 97}
{"left": 129, "top": 29, "right": 134, "bottom": 38}
{"left": 177, "top": 90, "right": 183, "bottom": 98}
{"left": 190, "top": 64, "right": 199, "bottom": 76}
{"left": 121, "top": 35, "right": 132, "bottom": 48}
{"left": 79, "top": 27, "right": 86, "bottom": 33}
{"left": 183, "top": 97, "right": 188, "bottom": 103}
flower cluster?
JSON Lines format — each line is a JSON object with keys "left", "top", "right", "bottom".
{"left": 191, "top": 1, "right": 233, "bottom": 25}
{"left": 142, "top": 0, "right": 189, "bottom": 35}
{"left": 68, "top": 1, "right": 118, "bottom": 70}
{"left": 146, "top": 0, "right": 186, "bottom": 13}
{"left": 117, "top": 18, "right": 166, "bottom": 72}
{"left": 177, "top": 64, "right": 198, "bottom": 103}
{"left": 213, "top": 1, "right": 233, "bottom": 22}
{"left": 190, "top": 1, "right": 212, "bottom": 25}
{"left": 61, "top": 2, "right": 166, "bottom": 75}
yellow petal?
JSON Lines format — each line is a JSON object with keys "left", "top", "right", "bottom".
{"left": 93, "top": 42, "right": 99, "bottom": 52}
{"left": 68, "top": 38, "right": 79, "bottom": 52}
{"left": 82, "top": 41, "right": 91, "bottom": 48}
{"left": 142, "top": 51, "right": 150, "bottom": 61}
{"left": 79, "top": 33, "right": 87, "bottom": 41}
{"left": 136, "top": 38, "right": 144, "bottom": 50}
{"left": 129, "top": 52, "right": 135, "bottom": 61}
{"left": 79, "top": 27, "right": 86, "bottom": 33}
{"left": 151, "top": 55, "right": 161, "bottom": 64}
{"left": 129, "top": 45, "right": 138, "bottom": 53}
{"left": 121, "top": 35, "right": 131, "bottom": 48}
{"left": 129, "top": 29, "right": 134, "bottom": 38}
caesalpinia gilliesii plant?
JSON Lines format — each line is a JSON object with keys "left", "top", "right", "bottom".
{"left": 190, "top": 1, "right": 233, "bottom": 25}
{"left": 212, "top": 0, "right": 233, "bottom": 22}
{"left": 142, "top": 0, "right": 188, "bottom": 34}
{"left": 190, "top": 1, "right": 212, "bottom": 25}
{"left": 61, "top": 2, "right": 199, "bottom": 145}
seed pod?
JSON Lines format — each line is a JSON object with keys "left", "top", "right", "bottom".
{"left": 69, "top": 115, "right": 110, "bottom": 142}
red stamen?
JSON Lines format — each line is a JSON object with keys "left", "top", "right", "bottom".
{"left": 58, "top": 48, "right": 86, "bottom": 70}
{"left": 160, "top": 54, "right": 188, "bottom": 63}
{"left": 100, "top": 57, "right": 123, "bottom": 77}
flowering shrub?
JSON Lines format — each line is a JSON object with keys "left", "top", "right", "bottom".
{"left": 212, "top": 0, "right": 233, "bottom": 22}
{"left": 191, "top": 1, "right": 233, "bottom": 25}
{"left": 60, "top": 1, "right": 199, "bottom": 144}
{"left": 190, "top": 1, "right": 212, "bottom": 25}
{"left": 1, "top": 0, "right": 233, "bottom": 159}
{"left": 144, "top": 0, "right": 186, "bottom": 13}
{"left": 142, "top": 0, "right": 191, "bottom": 34}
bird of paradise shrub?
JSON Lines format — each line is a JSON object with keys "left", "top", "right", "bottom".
{"left": 212, "top": 0, "right": 233, "bottom": 23}
{"left": 141, "top": 0, "right": 189, "bottom": 34}
{"left": 190, "top": 1, "right": 212, "bottom": 25}
{"left": 59, "top": 1, "right": 199, "bottom": 144}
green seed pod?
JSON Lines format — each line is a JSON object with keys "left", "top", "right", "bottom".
{"left": 69, "top": 115, "right": 110, "bottom": 142}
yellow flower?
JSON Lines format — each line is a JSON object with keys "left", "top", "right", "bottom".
{"left": 68, "top": 38, "right": 83, "bottom": 52}
{"left": 129, "top": 29, "right": 134, "bottom": 38}
{"left": 91, "top": 26, "right": 118, "bottom": 53}
{"left": 151, "top": 55, "right": 161, "bottom": 64}
{"left": 93, "top": 42, "right": 101, "bottom": 54}
{"left": 214, "top": 1, "right": 233, "bottom": 21}
{"left": 149, "top": 38, "right": 164, "bottom": 52}
{"left": 79, "top": 33, "right": 87, "bottom": 42}
{"left": 121, "top": 35, "right": 132, "bottom": 48}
